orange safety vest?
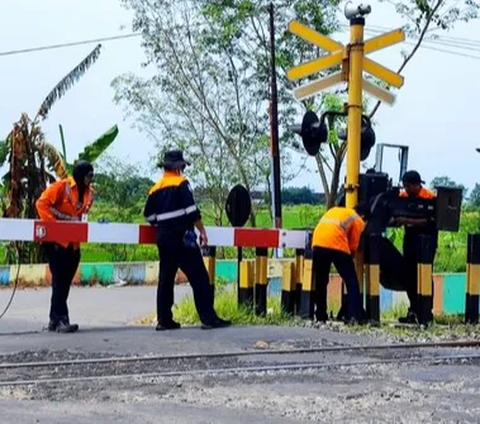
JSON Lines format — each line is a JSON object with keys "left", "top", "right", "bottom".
{"left": 312, "top": 207, "right": 365, "bottom": 255}
{"left": 36, "top": 176, "right": 94, "bottom": 249}
{"left": 399, "top": 187, "right": 435, "bottom": 199}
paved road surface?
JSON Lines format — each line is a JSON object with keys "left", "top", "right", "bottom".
{"left": 1, "top": 286, "right": 480, "bottom": 423}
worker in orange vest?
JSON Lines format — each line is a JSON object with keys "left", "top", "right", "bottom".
{"left": 396, "top": 170, "right": 437, "bottom": 323}
{"left": 312, "top": 205, "right": 367, "bottom": 325}
{"left": 36, "top": 161, "right": 94, "bottom": 333}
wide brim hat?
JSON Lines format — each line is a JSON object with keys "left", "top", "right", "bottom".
{"left": 158, "top": 150, "right": 191, "bottom": 168}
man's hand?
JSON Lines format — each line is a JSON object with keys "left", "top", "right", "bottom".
{"left": 199, "top": 229, "right": 208, "bottom": 247}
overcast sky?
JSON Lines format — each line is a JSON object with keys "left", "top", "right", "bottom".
{"left": 1, "top": 0, "right": 479, "bottom": 192}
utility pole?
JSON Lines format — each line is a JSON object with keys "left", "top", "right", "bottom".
{"left": 268, "top": 2, "right": 282, "bottom": 230}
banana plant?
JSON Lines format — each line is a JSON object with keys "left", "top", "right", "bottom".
{"left": 57, "top": 124, "right": 119, "bottom": 177}
{"left": 0, "top": 44, "right": 104, "bottom": 263}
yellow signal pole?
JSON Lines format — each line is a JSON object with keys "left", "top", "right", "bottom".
{"left": 345, "top": 16, "right": 366, "bottom": 209}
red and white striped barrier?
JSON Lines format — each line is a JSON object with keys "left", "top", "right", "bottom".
{"left": 0, "top": 218, "right": 307, "bottom": 249}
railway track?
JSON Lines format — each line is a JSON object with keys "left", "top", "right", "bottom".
{"left": 1, "top": 340, "right": 479, "bottom": 388}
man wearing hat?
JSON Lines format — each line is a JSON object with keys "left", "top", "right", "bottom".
{"left": 143, "top": 150, "right": 231, "bottom": 330}
{"left": 396, "top": 170, "right": 437, "bottom": 323}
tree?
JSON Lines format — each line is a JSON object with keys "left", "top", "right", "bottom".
{"left": 469, "top": 183, "right": 480, "bottom": 208}
{"left": 0, "top": 44, "right": 117, "bottom": 263}
{"left": 113, "top": 0, "right": 340, "bottom": 225}
{"left": 312, "top": 0, "right": 480, "bottom": 208}
{"left": 430, "top": 175, "right": 467, "bottom": 199}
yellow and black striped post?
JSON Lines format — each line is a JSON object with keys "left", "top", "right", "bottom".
{"left": 255, "top": 248, "right": 268, "bottom": 316}
{"left": 281, "top": 262, "right": 296, "bottom": 315}
{"left": 202, "top": 246, "right": 216, "bottom": 304}
{"left": 466, "top": 234, "right": 480, "bottom": 324}
{"left": 365, "top": 234, "right": 380, "bottom": 323}
{"left": 294, "top": 249, "right": 305, "bottom": 315}
{"left": 299, "top": 232, "right": 315, "bottom": 319}
{"left": 417, "top": 235, "right": 434, "bottom": 325}
{"left": 355, "top": 249, "right": 365, "bottom": 305}
{"left": 239, "top": 260, "right": 254, "bottom": 307}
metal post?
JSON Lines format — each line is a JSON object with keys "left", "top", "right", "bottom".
{"left": 345, "top": 17, "right": 365, "bottom": 209}
{"left": 255, "top": 248, "right": 269, "bottom": 316}
{"left": 268, "top": 3, "right": 282, "bottom": 231}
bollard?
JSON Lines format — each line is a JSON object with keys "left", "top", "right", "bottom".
{"left": 294, "top": 249, "right": 305, "bottom": 315}
{"left": 365, "top": 234, "right": 381, "bottom": 323}
{"left": 417, "top": 235, "right": 434, "bottom": 325}
{"left": 255, "top": 248, "right": 268, "bottom": 316}
{"left": 239, "top": 260, "right": 254, "bottom": 308}
{"left": 466, "top": 234, "right": 480, "bottom": 324}
{"left": 299, "top": 232, "right": 315, "bottom": 320}
{"left": 281, "top": 262, "right": 296, "bottom": 315}
{"left": 202, "top": 246, "right": 216, "bottom": 304}
{"left": 355, "top": 249, "right": 365, "bottom": 304}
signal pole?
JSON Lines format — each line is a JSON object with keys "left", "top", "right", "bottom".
{"left": 344, "top": 2, "right": 370, "bottom": 208}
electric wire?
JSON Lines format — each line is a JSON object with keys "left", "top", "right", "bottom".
{"left": 0, "top": 244, "right": 21, "bottom": 320}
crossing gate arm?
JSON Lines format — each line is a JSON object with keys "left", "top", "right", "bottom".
{"left": 0, "top": 219, "right": 308, "bottom": 249}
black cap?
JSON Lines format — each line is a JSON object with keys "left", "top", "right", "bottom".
{"left": 402, "top": 170, "right": 425, "bottom": 185}
{"left": 158, "top": 150, "right": 191, "bottom": 169}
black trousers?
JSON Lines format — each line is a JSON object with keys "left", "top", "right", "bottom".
{"left": 403, "top": 234, "right": 437, "bottom": 314}
{"left": 157, "top": 234, "right": 216, "bottom": 325}
{"left": 313, "top": 247, "right": 364, "bottom": 321}
{"left": 45, "top": 243, "right": 80, "bottom": 325}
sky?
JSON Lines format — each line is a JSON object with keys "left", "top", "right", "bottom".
{"left": 1, "top": 0, "right": 479, "bottom": 193}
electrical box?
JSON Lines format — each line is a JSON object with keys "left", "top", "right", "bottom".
{"left": 359, "top": 172, "right": 390, "bottom": 207}
{"left": 435, "top": 186, "right": 463, "bottom": 232}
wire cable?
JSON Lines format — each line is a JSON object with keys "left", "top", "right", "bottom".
{"left": 0, "top": 33, "right": 140, "bottom": 58}
{"left": 0, "top": 244, "right": 21, "bottom": 320}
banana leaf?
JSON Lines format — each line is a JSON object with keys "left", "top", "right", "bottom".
{"left": 69, "top": 125, "right": 119, "bottom": 173}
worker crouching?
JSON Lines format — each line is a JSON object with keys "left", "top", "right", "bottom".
{"left": 35, "top": 161, "right": 94, "bottom": 333}
{"left": 312, "top": 205, "right": 367, "bottom": 325}
{"left": 144, "top": 150, "right": 231, "bottom": 330}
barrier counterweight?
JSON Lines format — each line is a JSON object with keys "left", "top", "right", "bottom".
{"left": 466, "top": 234, "right": 480, "bottom": 324}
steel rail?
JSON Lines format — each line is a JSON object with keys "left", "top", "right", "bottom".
{"left": 1, "top": 339, "right": 479, "bottom": 370}
{"left": 1, "top": 352, "right": 479, "bottom": 387}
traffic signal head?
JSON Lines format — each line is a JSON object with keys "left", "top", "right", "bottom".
{"left": 360, "top": 116, "right": 376, "bottom": 161}
{"left": 291, "top": 111, "right": 376, "bottom": 159}
{"left": 291, "top": 111, "right": 328, "bottom": 156}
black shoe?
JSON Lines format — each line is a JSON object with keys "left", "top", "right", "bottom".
{"left": 47, "top": 321, "right": 57, "bottom": 332}
{"left": 315, "top": 313, "right": 328, "bottom": 323}
{"left": 398, "top": 311, "right": 418, "bottom": 324}
{"left": 201, "top": 317, "right": 232, "bottom": 330}
{"left": 156, "top": 320, "right": 181, "bottom": 331}
{"left": 345, "top": 316, "right": 368, "bottom": 326}
{"left": 55, "top": 321, "right": 79, "bottom": 333}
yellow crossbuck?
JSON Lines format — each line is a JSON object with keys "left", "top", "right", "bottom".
{"left": 287, "top": 21, "right": 404, "bottom": 104}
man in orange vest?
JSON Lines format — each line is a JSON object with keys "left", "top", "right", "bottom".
{"left": 144, "top": 150, "right": 231, "bottom": 330}
{"left": 312, "top": 205, "right": 367, "bottom": 324}
{"left": 36, "top": 161, "right": 94, "bottom": 333}
{"left": 396, "top": 170, "right": 437, "bottom": 323}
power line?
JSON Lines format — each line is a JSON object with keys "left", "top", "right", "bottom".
{"left": 0, "top": 33, "right": 141, "bottom": 58}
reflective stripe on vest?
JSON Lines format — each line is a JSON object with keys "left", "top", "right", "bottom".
{"left": 146, "top": 204, "right": 198, "bottom": 223}
{"left": 319, "top": 213, "right": 359, "bottom": 231}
